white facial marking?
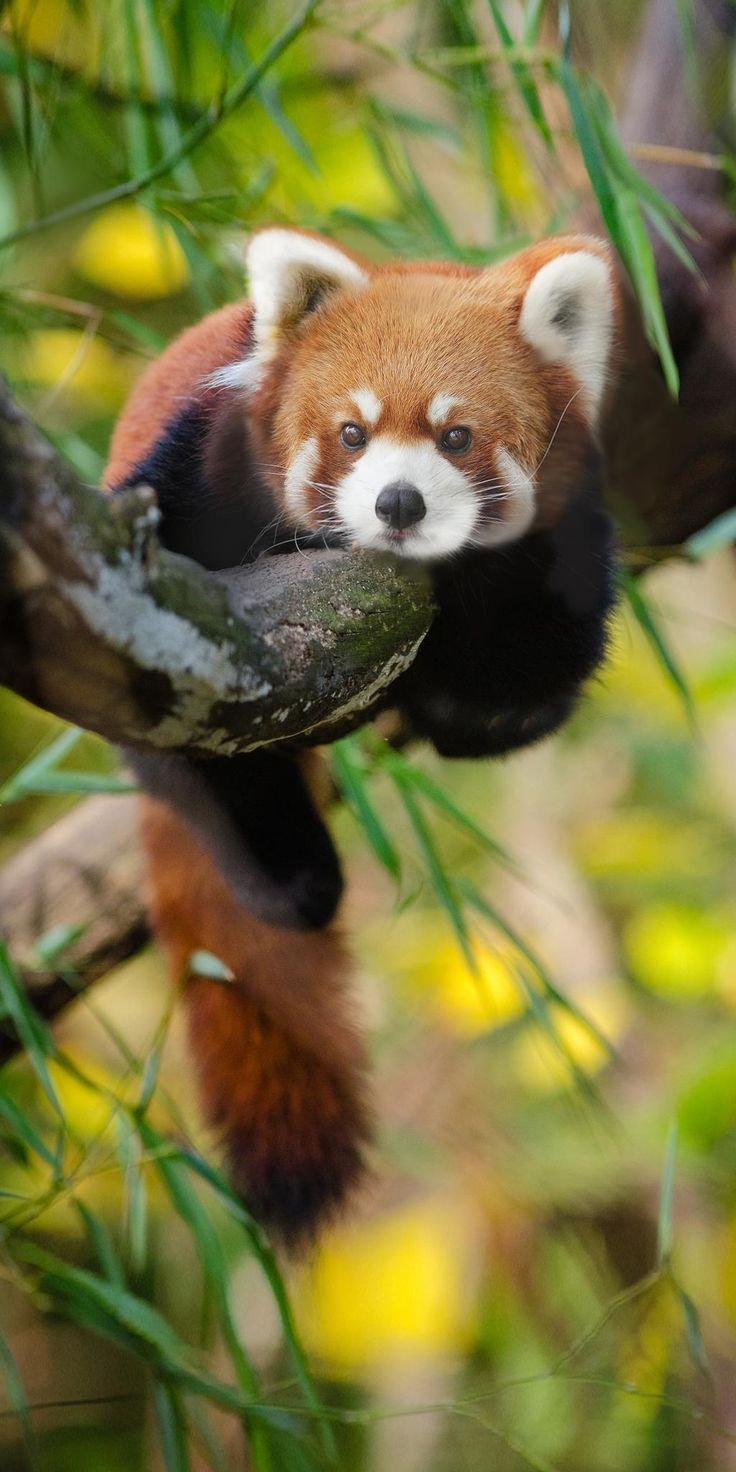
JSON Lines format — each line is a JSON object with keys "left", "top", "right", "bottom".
{"left": 334, "top": 434, "right": 477, "bottom": 559}
{"left": 519, "top": 250, "right": 614, "bottom": 422}
{"left": 246, "top": 229, "right": 368, "bottom": 358}
{"left": 350, "top": 388, "right": 382, "bottom": 426}
{"left": 427, "top": 392, "right": 460, "bottom": 427}
{"left": 474, "top": 448, "right": 536, "bottom": 548}
{"left": 204, "top": 357, "right": 262, "bottom": 392}
{"left": 284, "top": 436, "right": 319, "bottom": 518}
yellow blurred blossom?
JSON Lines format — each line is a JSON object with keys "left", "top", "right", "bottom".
{"left": 616, "top": 1284, "right": 679, "bottom": 1419}
{"left": 493, "top": 120, "right": 543, "bottom": 218}
{"left": 573, "top": 811, "right": 698, "bottom": 881}
{"left": 6, "top": 0, "right": 97, "bottom": 69}
{"left": 22, "top": 327, "right": 133, "bottom": 412}
{"left": 513, "top": 982, "right": 629, "bottom": 1092}
{"left": 293, "top": 1196, "right": 477, "bottom": 1376}
{"left": 718, "top": 1215, "right": 736, "bottom": 1324}
{"left": 624, "top": 902, "right": 734, "bottom": 1001}
{"left": 394, "top": 924, "right": 526, "bottom": 1037}
{"left": 48, "top": 1053, "right": 125, "bottom": 1142}
{"left": 429, "top": 941, "right": 526, "bottom": 1037}
{"left": 74, "top": 204, "right": 190, "bottom": 300}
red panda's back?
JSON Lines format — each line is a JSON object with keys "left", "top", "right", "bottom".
{"left": 104, "top": 300, "right": 253, "bottom": 487}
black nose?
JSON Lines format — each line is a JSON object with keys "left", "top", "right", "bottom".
{"left": 375, "top": 481, "right": 426, "bottom": 531}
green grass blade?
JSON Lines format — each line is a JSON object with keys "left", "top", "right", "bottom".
{"left": 117, "top": 1117, "right": 148, "bottom": 1274}
{"left": 673, "top": 1277, "right": 710, "bottom": 1378}
{"left": 383, "top": 752, "right": 517, "bottom": 872}
{"left": 0, "top": 943, "right": 61, "bottom": 1115}
{"left": 458, "top": 879, "right": 614, "bottom": 1057}
{"left": 332, "top": 739, "right": 401, "bottom": 880}
{"left": 17, "top": 1243, "right": 192, "bottom": 1363}
{"left": 621, "top": 572, "right": 696, "bottom": 729}
{"left": 685, "top": 507, "right": 736, "bottom": 559}
{"left": 154, "top": 1380, "right": 192, "bottom": 1472}
{"left": 391, "top": 772, "right": 477, "bottom": 972}
{"left": 75, "top": 1200, "right": 125, "bottom": 1288}
{"left": 657, "top": 1121, "right": 678, "bottom": 1265}
{"left": 0, "top": 1323, "right": 38, "bottom": 1468}
{"left": 0, "top": 726, "right": 82, "bottom": 803}
{"left": 486, "top": 0, "right": 553, "bottom": 148}
{"left": 523, "top": 0, "right": 547, "bottom": 45}
{"left": 0, "top": 1085, "right": 56, "bottom": 1167}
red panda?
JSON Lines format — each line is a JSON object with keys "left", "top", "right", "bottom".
{"left": 105, "top": 228, "right": 621, "bottom": 1246}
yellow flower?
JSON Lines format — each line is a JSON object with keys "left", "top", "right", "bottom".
{"left": 293, "top": 1197, "right": 476, "bottom": 1376}
{"left": 22, "top": 328, "right": 133, "bottom": 412}
{"left": 573, "top": 811, "right": 694, "bottom": 881}
{"left": 74, "top": 204, "right": 190, "bottom": 300}
{"left": 513, "top": 982, "right": 629, "bottom": 1092}
{"left": 6, "top": 0, "right": 95, "bottom": 68}
{"left": 396, "top": 926, "right": 526, "bottom": 1037}
{"left": 624, "top": 903, "right": 732, "bottom": 1001}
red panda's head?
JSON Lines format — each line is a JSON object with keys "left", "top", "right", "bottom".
{"left": 215, "top": 228, "right": 621, "bottom": 560}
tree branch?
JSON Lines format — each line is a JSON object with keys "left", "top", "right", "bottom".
{"left": 0, "top": 796, "right": 146, "bottom": 1063}
{"left": 0, "top": 380, "right": 434, "bottom": 756}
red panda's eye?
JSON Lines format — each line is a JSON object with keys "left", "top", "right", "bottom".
{"left": 441, "top": 425, "right": 472, "bottom": 453}
{"left": 340, "top": 422, "right": 367, "bottom": 450}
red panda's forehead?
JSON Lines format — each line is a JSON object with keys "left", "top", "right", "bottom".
{"left": 283, "top": 271, "right": 550, "bottom": 448}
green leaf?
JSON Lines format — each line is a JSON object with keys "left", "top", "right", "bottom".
{"left": 17, "top": 1243, "right": 191, "bottom": 1364}
{"left": 391, "top": 772, "right": 477, "bottom": 972}
{"left": 0, "top": 727, "right": 83, "bottom": 803}
{"left": 385, "top": 754, "right": 516, "bottom": 872}
{"left": 657, "top": 1121, "right": 678, "bottom": 1265}
{"left": 33, "top": 923, "right": 87, "bottom": 969}
{"left": 523, "top": 0, "right": 547, "bottom": 45}
{"left": 686, "top": 507, "right": 736, "bottom": 560}
{"left": 117, "top": 1117, "right": 148, "bottom": 1274}
{"left": 0, "top": 943, "right": 61, "bottom": 1116}
{"left": 486, "top": 0, "right": 553, "bottom": 148}
{"left": 458, "top": 879, "right": 614, "bottom": 1059}
{"left": 188, "top": 950, "right": 235, "bottom": 983}
{"left": 673, "top": 1277, "right": 710, "bottom": 1378}
{"left": 332, "top": 739, "right": 401, "bottom": 880}
{"left": 0, "top": 1323, "right": 38, "bottom": 1468}
{"left": 621, "top": 572, "right": 696, "bottom": 730}
{"left": 0, "top": 1085, "right": 57, "bottom": 1167}
{"left": 154, "top": 1380, "right": 192, "bottom": 1472}
{"left": 75, "top": 1200, "right": 125, "bottom": 1288}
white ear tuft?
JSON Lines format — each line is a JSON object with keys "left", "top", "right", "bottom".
{"left": 245, "top": 228, "right": 368, "bottom": 356}
{"left": 519, "top": 250, "right": 615, "bottom": 421}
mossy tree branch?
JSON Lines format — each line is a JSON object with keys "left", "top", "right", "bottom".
{"left": 0, "top": 380, "right": 434, "bottom": 758}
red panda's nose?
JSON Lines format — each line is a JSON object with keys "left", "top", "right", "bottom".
{"left": 375, "top": 481, "right": 427, "bottom": 531}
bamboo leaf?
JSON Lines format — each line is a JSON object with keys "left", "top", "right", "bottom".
{"left": 657, "top": 1122, "right": 678, "bottom": 1265}
{"left": 0, "top": 943, "right": 61, "bottom": 1115}
{"left": 332, "top": 739, "right": 401, "bottom": 880}
{"left": 621, "top": 572, "right": 696, "bottom": 729}
{"left": 154, "top": 1380, "right": 192, "bottom": 1472}
{"left": 686, "top": 507, "right": 736, "bottom": 559}
{"left": 0, "top": 1323, "right": 38, "bottom": 1468}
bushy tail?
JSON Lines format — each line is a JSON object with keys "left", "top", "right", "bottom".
{"left": 139, "top": 794, "right": 370, "bottom": 1248}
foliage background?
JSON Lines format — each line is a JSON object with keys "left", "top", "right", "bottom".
{"left": 2, "top": 0, "right": 736, "bottom": 1468}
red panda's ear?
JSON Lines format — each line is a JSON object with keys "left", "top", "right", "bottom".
{"left": 518, "top": 245, "right": 617, "bottom": 423}
{"left": 246, "top": 228, "right": 369, "bottom": 354}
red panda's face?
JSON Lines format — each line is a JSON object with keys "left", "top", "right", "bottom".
{"left": 216, "top": 230, "right": 619, "bottom": 560}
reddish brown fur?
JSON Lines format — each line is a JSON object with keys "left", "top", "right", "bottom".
{"left": 137, "top": 794, "right": 370, "bottom": 1246}
{"left": 105, "top": 230, "right": 617, "bottom": 1243}
{"left": 246, "top": 232, "right": 619, "bottom": 533}
{"left": 104, "top": 301, "right": 371, "bottom": 1245}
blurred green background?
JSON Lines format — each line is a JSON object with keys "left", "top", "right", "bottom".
{"left": 2, "top": 1, "right": 736, "bottom": 1468}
